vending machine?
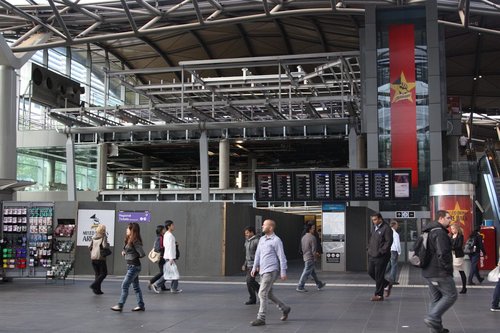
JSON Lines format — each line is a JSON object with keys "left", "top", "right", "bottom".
{"left": 480, "top": 226, "right": 497, "bottom": 270}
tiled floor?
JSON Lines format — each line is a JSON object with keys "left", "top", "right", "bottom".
{"left": 0, "top": 264, "right": 498, "bottom": 333}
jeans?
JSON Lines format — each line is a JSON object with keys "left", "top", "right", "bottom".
{"left": 90, "top": 260, "right": 107, "bottom": 292}
{"left": 118, "top": 264, "right": 144, "bottom": 308}
{"left": 492, "top": 278, "right": 500, "bottom": 308}
{"left": 257, "top": 271, "right": 288, "bottom": 321}
{"left": 425, "top": 276, "right": 457, "bottom": 329}
{"left": 368, "top": 255, "right": 390, "bottom": 297}
{"left": 246, "top": 268, "right": 260, "bottom": 302}
{"left": 385, "top": 251, "right": 399, "bottom": 283}
{"left": 297, "top": 260, "right": 322, "bottom": 289}
{"left": 468, "top": 253, "right": 482, "bottom": 283}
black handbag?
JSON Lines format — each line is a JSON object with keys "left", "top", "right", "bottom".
{"left": 100, "top": 242, "right": 112, "bottom": 257}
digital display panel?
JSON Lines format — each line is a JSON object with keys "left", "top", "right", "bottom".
{"left": 352, "top": 170, "right": 371, "bottom": 200}
{"left": 293, "top": 172, "right": 312, "bottom": 201}
{"left": 255, "top": 173, "right": 274, "bottom": 201}
{"left": 312, "top": 171, "right": 332, "bottom": 201}
{"left": 393, "top": 170, "right": 412, "bottom": 199}
{"left": 332, "top": 171, "right": 351, "bottom": 200}
{"left": 274, "top": 172, "right": 293, "bottom": 201}
{"left": 372, "top": 170, "right": 391, "bottom": 200}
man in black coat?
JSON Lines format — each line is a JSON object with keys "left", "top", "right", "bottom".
{"left": 422, "top": 210, "right": 457, "bottom": 333}
{"left": 367, "top": 212, "right": 393, "bottom": 301}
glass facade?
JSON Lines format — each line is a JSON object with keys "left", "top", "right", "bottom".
{"left": 376, "top": 7, "right": 430, "bottom": 209}
{"left": 15, "top": 44, "right": 129, "bottom": 192}
{"left": 17, "top": 147, "right": 98, "bottom": 192}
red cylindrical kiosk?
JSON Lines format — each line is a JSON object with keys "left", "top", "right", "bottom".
{"left": 480, "top": 226, "right": 497, "bottom": 270}
{"left": 429, "top": 181, "right": 475, "bottom": 240}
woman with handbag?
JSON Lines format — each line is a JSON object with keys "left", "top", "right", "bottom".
{"left": 450, "top": 224, "right": 467, "bottom": 294}
{"left": 148, "top": 224, "right": 169, "bottom": 291}
{"left": 111, "top": 222, "right": 146, "bottom": 312}
{"left": 467, "top": 227, "right": 486, "bottom": 285}
{"left": 88, "top": 224, "right": 110, "bottom": 295}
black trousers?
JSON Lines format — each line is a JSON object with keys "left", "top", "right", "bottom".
{"left": 90, "top": 260, "right": 108, "bottom": 292}
{"left": 150, "top": 258, "right": 167, "bottom": 288}
{"left": 368, "top": 255, "right": 390, "bottom": 297}
{"left": 246, "top": 268, "right": 260, "bottom": 301}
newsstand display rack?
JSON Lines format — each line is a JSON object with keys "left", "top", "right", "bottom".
{"left": 46, "top": 218, "right": 76, "bottom": 284}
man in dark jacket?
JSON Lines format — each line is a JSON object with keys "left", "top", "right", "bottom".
{"left": 422, "top": 210, "right": 457, "bottom": 333}
{"left": 243, "top": 226, "right": 260, "bottom": 305}
{"left": 367, "top": 212, "right": 393, "bottom": 301}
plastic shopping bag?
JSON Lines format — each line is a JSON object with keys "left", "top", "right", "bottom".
{"left": 163, "top": 261, "right": 180, "bottom": 280}
{"left": 487, "top": 266, "right": 500, "bottom": 282}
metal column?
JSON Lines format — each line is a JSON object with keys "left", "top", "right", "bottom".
{"left": 65, "top": 133, "right": 76, "bottom": 201}
{"left": 97, "top": 143, "right": 108, "bottom": 191}
{"left": 199, "top": 130, "right": 210, "bottom": 202}
{"left": 0, "top": 65, "right": 17, "bottom": 181}
{"left": 219, "top": 139, "right": 229, "bottom": 189}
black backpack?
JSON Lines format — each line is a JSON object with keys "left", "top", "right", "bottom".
{"left": 409, "top": 227, "right": 440, "bottom": 268}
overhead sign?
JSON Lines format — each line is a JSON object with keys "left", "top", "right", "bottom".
{"left": 395, "top": 211, "right": 415, "bottom": 218}
{"left": 117, "top": 211, "right": 151, "bottom": 223}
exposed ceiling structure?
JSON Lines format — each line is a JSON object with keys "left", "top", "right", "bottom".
{"left": 1, "top": 0, "right": 500, "bottom": 171}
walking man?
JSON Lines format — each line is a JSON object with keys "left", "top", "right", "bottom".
{"left": 296, "top": 222, "right": 326, "bottom": 292}
{"left": 385, "top": 220, "right": 401, "bottom": 286}
{"left": 243, "top": 226, "right": 260, "bottom": 305}
{"left": 250, "top": 219, "right": 291, "bottom": 326}
{"left": 423, "top": 210, "right": 457, "bottom": 333}
{"left": 367, "top": 212, "right": 393, "bottom": 301}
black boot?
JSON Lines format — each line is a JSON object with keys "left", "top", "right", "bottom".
{"left": 459, "top": 271, "right": 467, "bottom": 294}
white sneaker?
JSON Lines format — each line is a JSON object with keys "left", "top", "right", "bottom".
{"left": 151, "top": 284, "right": 160, "bottom": 294}
{"left": 171, "top": 289, "right": 183, "bottom": 294}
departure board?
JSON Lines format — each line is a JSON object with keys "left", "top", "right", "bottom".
{"left": 312, "top": 171, "right": 332, "bottom": 201}
{"left": 352, "top": 171, "right": 371, "bottom": 200}
{"left": 274, "top": 172, "right": 293, "bottom": 201}
{"left": 255, "top": 169, "right": 411, "bottom": 201}
{"left": 255, "top": 173, "right": 274, "bottom": 201}
{"left": 372, "top": 170, "right": 391, "bottom": 200}
{"left": 293, "top": 172, "right": 312, "bottom": 201}
{"left": 332, "top": 171, "right": 351, "bottom": 200}
{"left": 393, "top": 170, "right": 411, "bottom": 199}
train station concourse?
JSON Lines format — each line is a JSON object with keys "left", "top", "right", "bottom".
{"left": 0, "top": 2, "right": 499, "bottom": 332}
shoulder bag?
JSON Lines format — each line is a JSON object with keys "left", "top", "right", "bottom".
{"left": 148, "top": 248, "right": 161, "bottom": 263}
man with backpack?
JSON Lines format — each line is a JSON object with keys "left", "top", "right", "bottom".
{"left": 422, "top": 210, "right": 457, "bottom": 333}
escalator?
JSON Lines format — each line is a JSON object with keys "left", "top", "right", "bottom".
{"left": 477, "top": 148, "right": 500, "bottom": 224}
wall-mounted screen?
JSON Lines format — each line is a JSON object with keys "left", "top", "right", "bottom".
{"left": 274, "top": 172, "right": 293, "bottom": 201}
{"left": 312, "top": 171, "right": 332, "bottom": 201}
{"left": 255, "top": 173, "right": 274, "bottom": 201}
{"left": 293, "top": 172, "right": 312, "bottom": 201}
{"left": 352, "top": 170, "right": 371, "bottom": 200}
{"left": 393, "top": 170, "right": 412, "bottom": 199}
{"left": 332, "top": 171, "right": 351, "bottom": 201}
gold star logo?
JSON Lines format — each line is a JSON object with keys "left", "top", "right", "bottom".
{"left": 448, "top": 202, "right": 468, "bottom": 227}
{"left": 391, "top": 71, "right": 416, "bottom": 103}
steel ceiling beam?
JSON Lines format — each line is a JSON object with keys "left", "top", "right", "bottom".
{"left": 64, "top": 118, "right": 350, "bottom": 134}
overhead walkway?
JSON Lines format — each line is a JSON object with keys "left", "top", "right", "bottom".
{"left": 0, "top": 264, "right": 497, "bottom": 333}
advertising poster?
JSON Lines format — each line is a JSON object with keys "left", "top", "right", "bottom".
{"left": 430, "top": 195, "right": 474, "bottom": 240}
{"left": 77, "top": 209, "right": 116, "bottom": 246}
